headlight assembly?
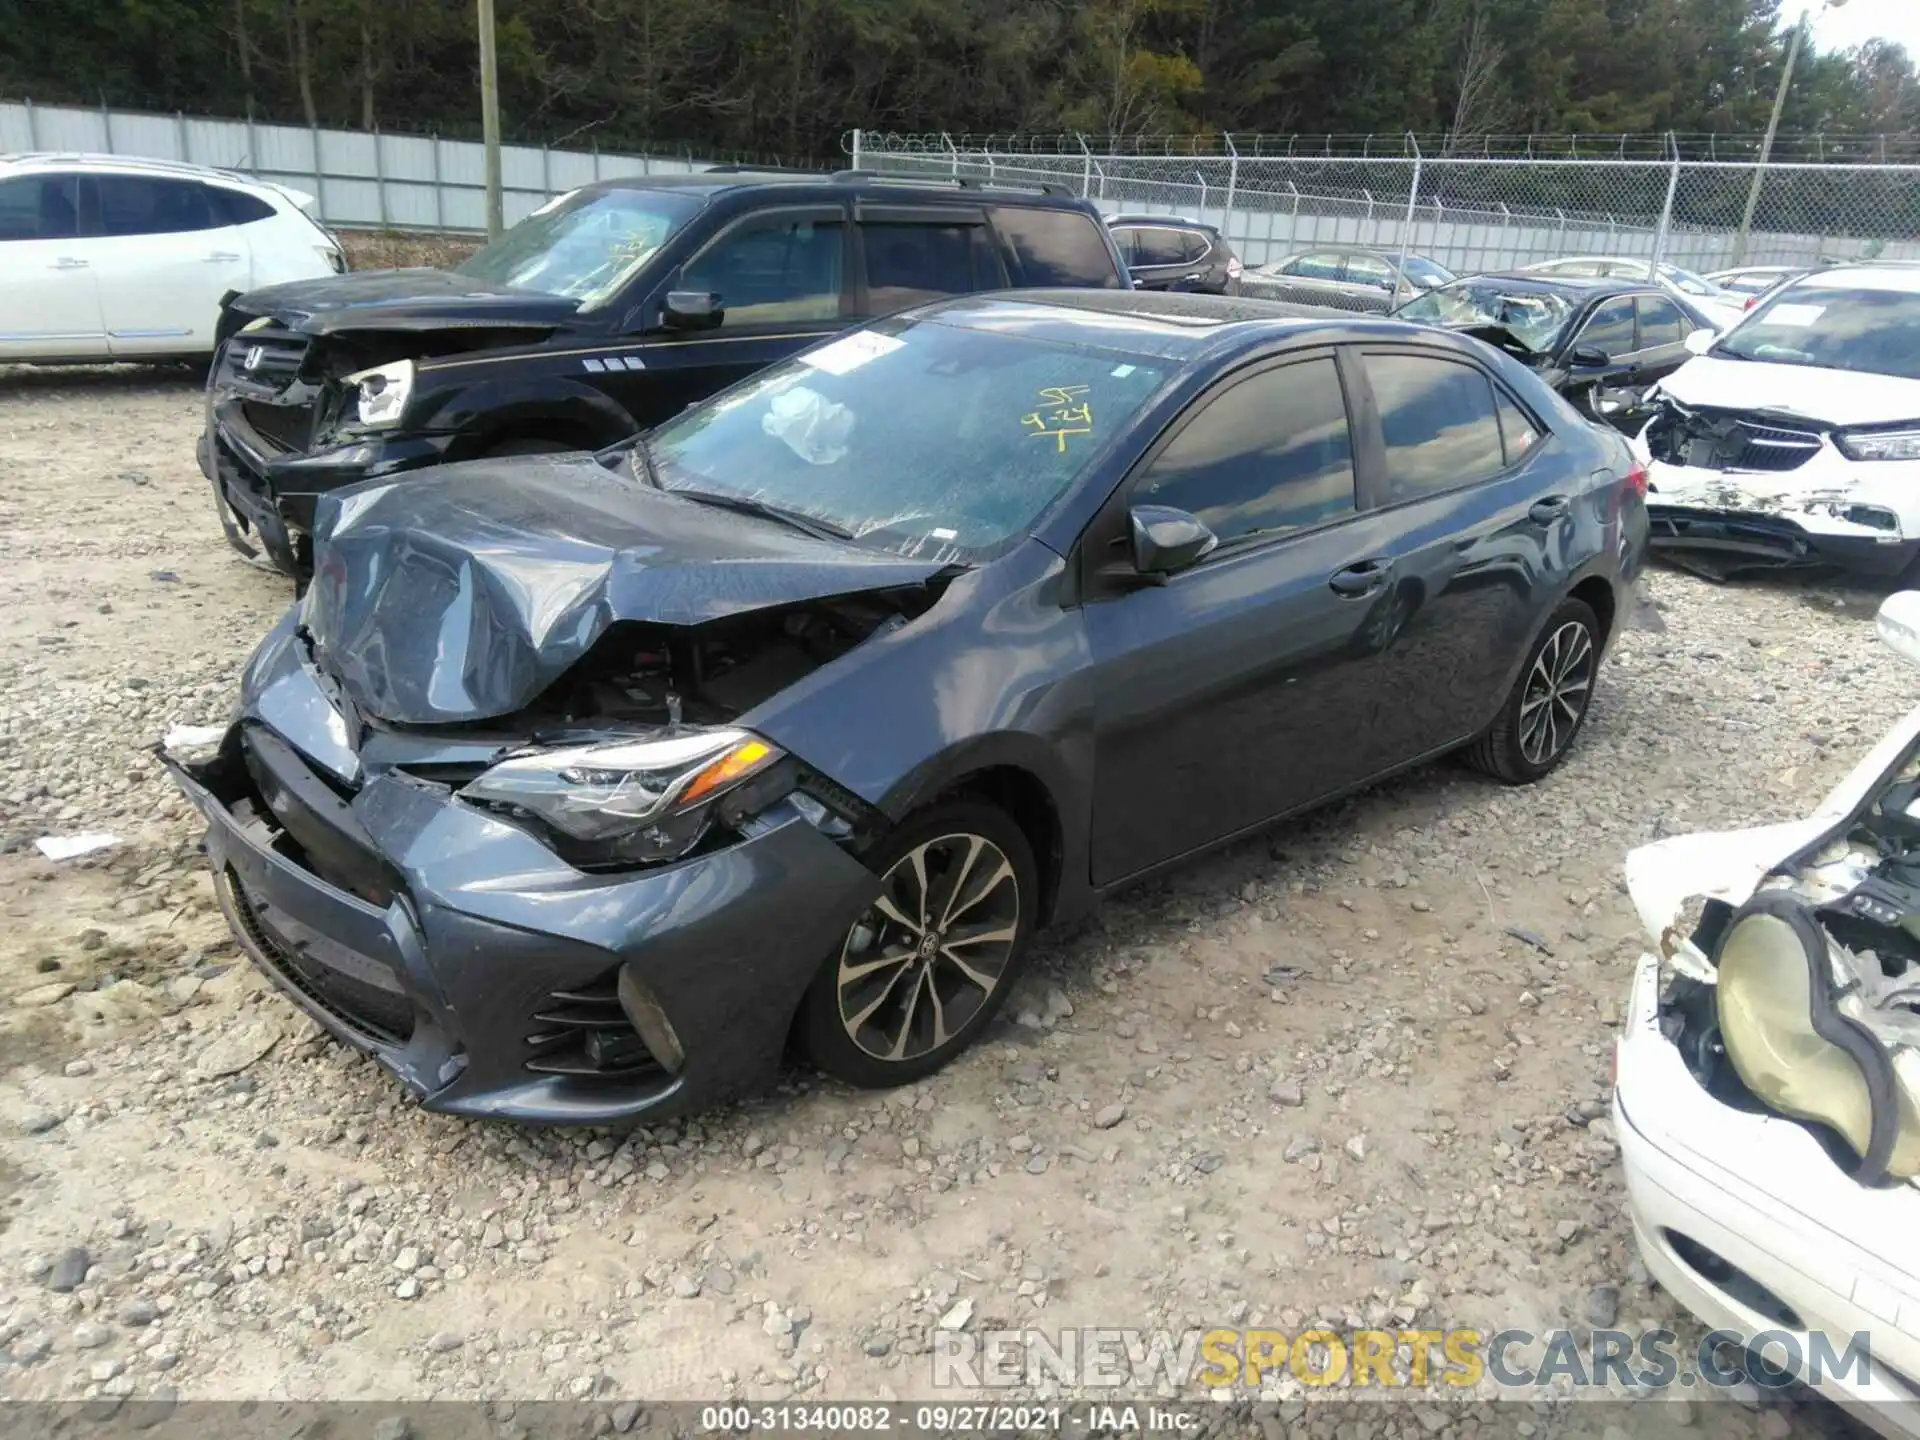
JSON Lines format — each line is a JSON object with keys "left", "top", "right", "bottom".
{"left": 346, "top": 358, "right": 415, "bottom": 430}
{"left": 1836, "top": 426, "right": 1920, "bottom": 463}
{"left": 1712, "top": 892, "right": 1920, "bottom": 1181}
{"left": 458, "top": 728, "right": 788, "bottom": 866}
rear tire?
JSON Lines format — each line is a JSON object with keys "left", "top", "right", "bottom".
{"left": 798, "top": 801, "right": 1037, "bottom": 1088}
{"left": 1466, "top": 598, "right": 1601, "bottom": 785}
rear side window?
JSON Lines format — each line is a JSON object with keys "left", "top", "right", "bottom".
{"left": 1178, "top": 230, "right": 1212, "bottom": 262}
{"left": 860, "top": 220, "right": 1007, "bottom": 313}
{"left": 990, "top": 207, "right": 1123, "bottom": 288}
{"left": 1494, "top": 388, "right": 1544, "bottom": 464}
{"left": 1133, "top": 356, "right": 1356, "bottom": 545}
{"left": 90, "top": 175, "right": 221, "bottom": 235}
{"left": 1364, "top": 353, "right": 1507, "bottom": 502}
{"left": 1344, "top": 253, "right": 1394, "bottom": 291}
{"left": 1133, "top": 227, "right": 1188, "bottom": 266}
{"left": 1574, "top": 297, "right": 1637, "bottom": 356}
{"left": 210, "top": 187, "right": 277, "bottom": 226}
{"left": 0, "top": 174, "right": 78, "bottom": 240}
{"left": 1636, "top": 294, "right": 1689, "bottom": 347}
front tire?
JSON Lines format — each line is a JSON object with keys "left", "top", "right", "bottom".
{"left": 1466, "top": 598, "right": 1601, "bottom": 784}
{"left": 798, "top": 801, "right": 1037, "bottom": 1088}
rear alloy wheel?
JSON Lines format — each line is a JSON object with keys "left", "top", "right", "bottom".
{"left": 799, "top": 801, "right": 1036, "bottom": 1087}
{"left": 1466, "top": 598, "right": 1600, "bottom": 784}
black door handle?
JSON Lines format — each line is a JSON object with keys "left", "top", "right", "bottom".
{"left": 1529, "top": 496, "right": 1571, "bottom": 524}
{"left": 1329, "top": 560, "right": 1390, "bottom": 597}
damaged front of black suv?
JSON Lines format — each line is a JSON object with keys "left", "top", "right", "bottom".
{"left": 200, "top": 272, "right": 577, "bottom": 577}
{"left": 160, "top": 457, "right": 953, "bottom": 1124}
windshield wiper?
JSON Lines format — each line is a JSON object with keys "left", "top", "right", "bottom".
{"left": 667, "top": 488, "right": 856, "bottom": 542}
{"left": 623, "top": 435, "right": 661, "bottom": 487}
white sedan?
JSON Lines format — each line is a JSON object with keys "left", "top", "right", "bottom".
{"left": 0, "top": 153, "right": 344, "bottom": 363}
{"left": 1616, "top": 590, "right": 1920, "bottom": 1437}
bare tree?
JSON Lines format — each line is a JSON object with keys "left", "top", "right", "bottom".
{"left": 1447, "top": 1, "right": 1506, "bottom": 148}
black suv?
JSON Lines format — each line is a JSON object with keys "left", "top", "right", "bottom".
{"left": 1107, "top": 215, "right": 1241, "bottom": 294}
{"left": 200, "top": 167, "right": 1130, "bottom": 578}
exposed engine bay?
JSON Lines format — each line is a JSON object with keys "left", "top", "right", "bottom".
{"left": 1658, "top": 744, "right": 1920, "bottom": 1186}
{"left": 1642, "top": 395, "right": 1828, "bottom": 475}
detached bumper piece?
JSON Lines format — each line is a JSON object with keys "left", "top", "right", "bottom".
{"left": 1647, "top": 506, "right": 1917, "bottom": 582}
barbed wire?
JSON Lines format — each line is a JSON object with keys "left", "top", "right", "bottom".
{"left": 851, "top": 130, "right": 1920, "bottom": 165}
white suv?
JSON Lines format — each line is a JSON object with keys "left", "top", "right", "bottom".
{"left": 0, "top": 153, "right": 345, "bottom": 364}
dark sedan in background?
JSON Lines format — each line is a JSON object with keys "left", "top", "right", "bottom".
{"left": 1240, "top": 247, "right": 1455, "bottom": 311}
{"left": 161, "top": 290, "right": 1646, "bottom": 1125}
{"left": 1392, "top": 271, "right": 1720, "bottom": 433}
{"left": 1107, "top": 215, "right": 1242, "bottom": 293}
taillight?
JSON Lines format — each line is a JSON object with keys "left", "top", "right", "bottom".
{"left": 1625, "top": 462, "right": 1649, "bottom": 499}
{"left": 1744, "top": 296, "right": 1758, "bottom": 310}
{"left": 1227, "top": 255, "right": 1243, "bottom": 279}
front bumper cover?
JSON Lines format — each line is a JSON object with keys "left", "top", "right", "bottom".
{"left": 159, "top": 624, "right": 882, "bottom": 1125}
{"left": 200, "top": 401, "right": 453, "bottom": 580}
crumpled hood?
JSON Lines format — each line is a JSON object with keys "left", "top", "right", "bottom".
{"left": 235, "top": 268, "right": 579, "bottom": 336}
{"left": 1660, "top": 353, "right": 1920, "bottom": 428}
{"left": 302, "top": 456, "right": 949, "bottom": 726}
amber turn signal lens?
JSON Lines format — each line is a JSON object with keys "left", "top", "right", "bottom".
{"left": 679, "top": 739, "right": 779, "bottom": 807}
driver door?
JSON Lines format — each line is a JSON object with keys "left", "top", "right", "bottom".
{"left": 615, "top": 205, "right": 851, "bottom": 428}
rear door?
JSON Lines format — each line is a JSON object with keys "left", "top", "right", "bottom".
{"left": 0, "top": 172, "right": 105, "bottom": 360}
{"left": 853, "top": 203, "right": 1007, "bottom": 316}
{"left": 617, "top": 204, "right": 850, "bottom": 428}
{"left": 1342, "top": 348, "right": 1564, "bottom": 763}
{"left": 85, "top": 174, "right": 251, "bottom": 356}
{"left": 1117, "top": 225, "right": 1194, "bottom": 290}
{"left": 1082, "top": 351, "right": 1391, "bottom": 882}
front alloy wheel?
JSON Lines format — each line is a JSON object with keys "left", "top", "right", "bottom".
{"left": 799, "top": 801, "right": 1036, "bottom": 1086}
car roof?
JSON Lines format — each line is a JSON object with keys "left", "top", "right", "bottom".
{"left": 1108, "top": 214, "right": 1219, "bottom": 231}
{"left": 909, "top": 288, "right": 1463, "bottom": 362}
{"left": 0, "top": 152, "right": 270, "bottom": 190}
{"left": 1789, "top": 263, "right": 1920, "bottom": 294}
{"left": 1283, "top": 246, "right": 1439, "bottom": 261}
{"left": 584, "top": 167, "right": 1087, "bottom": 206}
{"left": 1465, "top": 271, "right": 1651, "bottom": 297}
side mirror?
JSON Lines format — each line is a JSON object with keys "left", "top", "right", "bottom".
{"left": 1568, "top": 344, "right": 1611, "bottom": 369}
{"left": 1879, "top": 592, "right": 1920, "bottom": 666}
{"left": 1684, "top": 328, "right": 1717, "bottom": 355}
{"left": 1129, "top": 505, "right": 1218, "bottom": 580}
{"left": 662, "top": 291, "right": 724, "bottom": 332}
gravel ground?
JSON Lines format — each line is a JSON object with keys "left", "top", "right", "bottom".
{"left": 0, "top": 365, "right": 1910, "bottom": 1432}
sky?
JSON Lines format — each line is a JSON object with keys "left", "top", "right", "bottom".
{"left": 1806, "top": 0, "right": 1920, "bottom": 56}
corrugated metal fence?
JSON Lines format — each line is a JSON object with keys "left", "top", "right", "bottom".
{"left": 0, "top": 99, "right": 716, "bottom": 232}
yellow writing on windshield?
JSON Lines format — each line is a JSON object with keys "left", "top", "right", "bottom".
{"left": 1022, "top": 384, "right": 1093, "bottom": 453}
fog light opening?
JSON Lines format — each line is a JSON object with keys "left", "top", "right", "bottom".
{"left": 1663, "top": 1229, "right": 1803, "bottom": 1329}
{"left": 617, "top": 966, "right": 686, "bottom": 1075}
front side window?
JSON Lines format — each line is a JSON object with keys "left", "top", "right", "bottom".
{"left": 861, "top": 221, "right": 1005, "bottom": 313}
{"left": 988, "top": 207, "right": 1123, "bottom": 288}
{"left": 90, "top": 176, "right": 219, "bottom": 236}
{"left": 0, "top": 174, "right": 78, "bottom": 240}
{"left": 1133, "top": 357, "right": 1356, "bottom": 545}
{"left": 1285, "top": 252, "right": 1344, "bottom": 280}
{"left": 1574, "top": 297, "right": 1637, "bottom": 357}
{"left": 1637, "top": 294, "right": 1689, "bottom": 347}
{"left": 1344, "top": 253, "right": 1394, "bottom": 290}
{"left": 679, "top": 213, "right": 845, "bottom": 328}
{"left": 456, "top": 185, "right": 704, "bottom": 307}
{"left": 644, "top": 318, "right": 1166, "bottom": 561}
{"left": 1365, "top": 353, "right": 1506, "bottom": 503}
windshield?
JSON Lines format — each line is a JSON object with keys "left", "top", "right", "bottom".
{"left": 1658, "top": 264, "right": 1721, "bottom": 297}
{"left": 1394, "top": 281, "right": 1574, "bottom": 352}
{"left": 643, "top": 318, "right": 1169, "bottom": 562}
{"left": 1402, "top": 256, "right": 1456, "bottom": 288}
{"left": 1714, "top": 283, "right": 1920, "bottom": 381}
{"left": 456, "top": 187, "right": 703, "bottom": 306}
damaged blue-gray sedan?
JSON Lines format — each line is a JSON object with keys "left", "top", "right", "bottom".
{"left": 161, "top": 290, "right": 1647, "bottom": 1124}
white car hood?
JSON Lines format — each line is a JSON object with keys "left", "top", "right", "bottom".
{"left": 1662, "top": 353, "right": 1920, "bottom": 428}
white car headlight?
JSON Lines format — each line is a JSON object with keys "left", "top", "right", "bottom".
{"left": 1836, "top": 427, "right": 1920, "bottom": 463}
{"left": 459, "top": 728, "right": 786, "bottom": 864}
{"left": 346, "top": 358, "right": 415, "bottom": 430}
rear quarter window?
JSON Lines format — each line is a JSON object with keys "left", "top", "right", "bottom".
{"left": 989, "top": 207, "right": 1124, "bottom": 289}
{"left": 210, "top": 187, "right": 278, "bottom": 226}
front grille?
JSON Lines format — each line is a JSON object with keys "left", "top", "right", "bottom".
{"left": 241, "top": 400, "right": 316, "bottom": 454}
{"left": 225, "top": 867, "right": 415, "bottom": 1044}
{"left": 1649, "top": 400, "right": 1825, "bottom": 474}
{"left": 523, "top": 974, "right": 662, "bottom": 1081}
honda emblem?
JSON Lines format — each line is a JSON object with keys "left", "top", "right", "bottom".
{"left": 243, "top": 345, "right": 265, "bottom": 372}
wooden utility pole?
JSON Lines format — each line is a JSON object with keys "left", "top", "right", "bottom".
{"left": 478, "top": 0, "right": 503, "bottom": 239}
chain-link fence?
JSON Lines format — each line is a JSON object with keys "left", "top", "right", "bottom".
{"left": 852, "top": 131, "right": 1920, "bottom": 302}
